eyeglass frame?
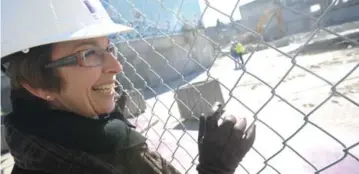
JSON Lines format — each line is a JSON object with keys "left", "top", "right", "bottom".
{"left": 44, "top": 42, "right": 118, "bottom": 69}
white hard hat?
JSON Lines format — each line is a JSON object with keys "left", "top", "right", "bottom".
{"left": 1, "top": 0, "right": 133, "bottom": 58}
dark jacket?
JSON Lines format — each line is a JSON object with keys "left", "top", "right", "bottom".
{"left": 4, "top": 90, "right": 181, "bottom": 174}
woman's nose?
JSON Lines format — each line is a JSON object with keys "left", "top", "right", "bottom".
{"left": 103, "top": 52, "right": 122, "bottom": 74}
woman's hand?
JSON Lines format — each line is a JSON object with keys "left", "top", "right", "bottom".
{"left": 197, "top": 102, "right": 256, "bottom": 174}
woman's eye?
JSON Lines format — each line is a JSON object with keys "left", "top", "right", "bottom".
{"left": 84, "top": 49, "right": 97, "bottom": 57}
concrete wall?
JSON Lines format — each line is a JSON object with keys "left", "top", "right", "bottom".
{"left": 204, "top": 24, "right": 241, "bottom": 46}
{"left": 321, "top": 1, "right": 359, "bottom": 27}
{"left": 116, "top": 29, "right": 216, "bottom": 90}
{"left": 238, "top": 0, "right": 359, "bottom": 41}
{"left": 281, "top": 0, "right": 359, "bottom": 34}
{"left": 105, "top": 0, "right": 202, "bottom": 40}
{"left": 203, "top": 0, "right": 359, "bottom": 46}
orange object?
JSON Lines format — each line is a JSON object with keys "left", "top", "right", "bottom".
{"left": 256, "top": 6, "right": 284, "bottom": 35}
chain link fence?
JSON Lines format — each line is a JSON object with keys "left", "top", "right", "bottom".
{"left": 1, "top": 0, "right": 359, "bottom": 173}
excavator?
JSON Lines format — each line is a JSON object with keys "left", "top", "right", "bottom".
{"left": 232, "top": 1, "right": 286, "bottom": 45}
{"left": 256, "top": 5, "right": 284, "bottom": 36}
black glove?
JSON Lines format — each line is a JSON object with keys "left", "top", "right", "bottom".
{"left": 197, "top": 102, "right": 256, "bottom": 174}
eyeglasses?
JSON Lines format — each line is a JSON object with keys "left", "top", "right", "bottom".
{"left": 44, "top": 42, "right": 118, "bottom": 69}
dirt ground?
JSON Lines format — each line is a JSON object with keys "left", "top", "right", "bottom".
{"left": 128, "top": 46, "right": 359, "bottom": 174}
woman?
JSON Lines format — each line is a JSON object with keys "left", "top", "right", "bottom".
{"left": 1, "top": 0, "right": 256, "bottom": 174}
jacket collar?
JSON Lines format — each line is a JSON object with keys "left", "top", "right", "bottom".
{"left": 6, "top": 91, "right": 144, "bottom": 154}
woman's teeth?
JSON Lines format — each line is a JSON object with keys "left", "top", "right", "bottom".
{"left": 92, "top": 83, "right": 115, "bottom": 93}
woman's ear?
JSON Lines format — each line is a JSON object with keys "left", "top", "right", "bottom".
{"left": 21, "top": 83, "right": 54, "bottom": 101}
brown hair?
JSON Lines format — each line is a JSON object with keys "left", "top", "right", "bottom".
{"left": 4, "top": 44, "right": 61, "bottom": 92}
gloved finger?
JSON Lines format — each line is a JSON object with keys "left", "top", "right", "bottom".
{"left": 206, "top": 102, "right": 224, "bottom": 131}
{"left": 224, "top": 118, "right": 249, "bottom": 163}
{"left": 232, "top": 117, "right": 247, "bottom": 140}
{"left": 218, "top": 115, "right": 237, "bottom": 144}
{"left": 198, "top": 113, "right": 206, "bottom": 142}
{"left": 240, "top": 124, "right": 256, "bottom": 155}
{"left": 229, "top": 118, "right": 247, "bottom": 154}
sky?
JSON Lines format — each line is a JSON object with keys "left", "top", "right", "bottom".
{"left": 198, "top": 0, "right": 255, "bottom": 27}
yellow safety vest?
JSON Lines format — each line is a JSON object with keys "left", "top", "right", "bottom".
{"left": 235, "top": 43, "right": 245, "bottom": 54}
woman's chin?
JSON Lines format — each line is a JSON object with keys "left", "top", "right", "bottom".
{"left": 104, "top": 105, "right": 116, "bottom": 114}
{"left": 94, "top": 101, "right": 116, "bottom": 115}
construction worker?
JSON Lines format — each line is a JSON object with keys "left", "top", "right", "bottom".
{"left": 1, "top": 0, "right": 256, "bottom": 174}
{"left": 230, "top": 41, "right": 245, "bottom": 69}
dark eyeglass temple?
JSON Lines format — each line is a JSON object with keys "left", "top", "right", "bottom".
{"left": 44, "top": 55, "right": 77, "bottom": 68}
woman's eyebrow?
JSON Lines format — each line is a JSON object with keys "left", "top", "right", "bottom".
{"left": 70, "top": 41, "right": 100, "bottom": 53}
{"left": 76, "top": 38, "right": 110, "bottom": 49}
{"left": 70, "top": 38, "right": 109, "bottom": 53}
{"left": 74, "top": 40, "right": 98, "bottom": 48}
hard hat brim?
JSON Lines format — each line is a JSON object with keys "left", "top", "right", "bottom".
{"left": 68, "top": 22, "right": 133, "bottom": 42}
{"left": 1, "top": 22, "right": 133, "bottom": 58}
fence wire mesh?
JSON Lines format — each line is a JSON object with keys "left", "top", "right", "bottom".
{"left": 1, "top": 0, "right": 359, "bottom": 173}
